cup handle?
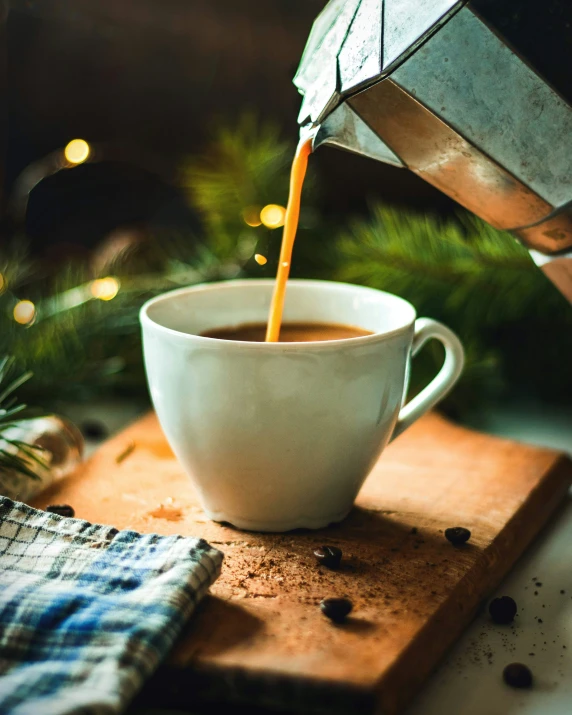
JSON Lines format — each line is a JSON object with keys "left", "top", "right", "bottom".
{"left": 392, "top": 318, "right": 465, "bottom": 440}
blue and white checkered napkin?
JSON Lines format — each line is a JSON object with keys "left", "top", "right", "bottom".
{"left": 0, "top": 496, "right": 223, "bottom": 715}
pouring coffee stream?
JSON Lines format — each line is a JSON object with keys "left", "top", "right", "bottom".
{"left": 265, "top": 134, "right": 314, "bottom": 342}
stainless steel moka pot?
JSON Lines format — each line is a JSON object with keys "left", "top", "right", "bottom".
{"left": 295, "top": 0, "right": 572, "bottom": 301}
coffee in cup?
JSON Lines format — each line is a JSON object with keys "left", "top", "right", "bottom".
{"left": 201, "top": 322, "right": 373, "bottom": 342}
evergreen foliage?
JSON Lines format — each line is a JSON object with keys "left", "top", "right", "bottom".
{"left": 0, "top": 357, "right": 46, "bottom": 480}
{"left": 336, "top": 205, "right": 572, "bottom": 412}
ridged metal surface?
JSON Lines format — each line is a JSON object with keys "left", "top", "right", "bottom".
{"left": 295, "top": 0, "right": 572, "bottom": 298}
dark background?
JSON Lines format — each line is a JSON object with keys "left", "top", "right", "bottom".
{"left": 1, "top": 0, "right": 451, "bottom": 257}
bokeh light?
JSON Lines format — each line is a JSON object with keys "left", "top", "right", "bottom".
{"left": 254, "top": 254, "right": 267, "bottom": 265}
{"left": 90, "top": 277, "right": 120, "bottom": 301}
{"left": 242, "top": 206, "right": 262, "bottom": 227}
{"left": 64, "top": 139, "right": 90, "bottom": 165}
{"left": 260, "top": 204, "right": 286, "bottom": 229}
{"left": 13, "top": 300, "right": 36, "bottom": 325}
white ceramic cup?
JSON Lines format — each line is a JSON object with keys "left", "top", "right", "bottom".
{"left": 141, "top": 279, "right": 464, "bottom": 532}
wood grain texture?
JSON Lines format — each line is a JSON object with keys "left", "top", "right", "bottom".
{"left": 33, "top": 412, "right": 572, "bottom": 714}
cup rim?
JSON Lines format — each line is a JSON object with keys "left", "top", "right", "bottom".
{"left": 140, "top": 278, "right": 416, "bottom": 350}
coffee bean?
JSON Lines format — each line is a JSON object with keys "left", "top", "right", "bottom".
{"left": 489, "top": 596, "right": 517, "bottom": 624}
{"left": 314, "top": 546, "right": 342, "bottom": 569}
{"left": 444, "top": 527, "right": 471, "bottom": 546}
{"left": 46, "top": 504, "right": 75, "bottom": 518}
{"left": 80, "top": 420, "right": 109, "bottom": 440}
{"left": 320, "top": 598, "right": 353, "bottom": 623}
{"left": 503, "top": 663, "right": 532, "bottom": 688}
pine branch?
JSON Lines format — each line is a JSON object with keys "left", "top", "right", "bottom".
{"left": 182, "top": 114, "right": 294, "bottom": 217}
{"left": 179, "top": 113, "right": 321, "bottom": 272}
{"left": 336, "top": 204, "right": 569, "bottom": 332}
{"left": 0, "top": 358, "right": 45, "bottom": 481}
{"left": 335, "top": 204, "right": 572, "bottom": 409}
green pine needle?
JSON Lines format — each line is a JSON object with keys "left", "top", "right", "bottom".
{"left": 335, "top": 204, "right": 572, "bottom": 409}
{"left": 0, "top": 358, "right": 45, "bottom": 481}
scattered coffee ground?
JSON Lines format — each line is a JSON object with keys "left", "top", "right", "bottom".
{"left": 489, "top": 596, "right": 517, "bottom": 624}
{"left": 538, "top": 618, "right": 543, "bottom": 624}
{"left": 503, "top": 663, "right": 533, "bottom": 688}
{"left": 561, "top": 590, "right": 566, "bottom": 594}
{"left": 80, "top": 420, "right": 109, "bottom": 440}
{"left": 46, "top": 504, "right": 75, "bottom": 518}
{"left": 535, "top": 582, "right": 543, "bottom": 587}
{"left": 445, "top": 527, "right": 471, "bottom": 546}
{"left": 320, "top": 598, "right": 353, "bottom": 623}
{"left": 314, "top": 546, "right": 342, "bottom": 569}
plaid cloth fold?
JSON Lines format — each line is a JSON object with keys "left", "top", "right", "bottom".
{"left": 0, "top": 497, "right": 223, "bottom": 715}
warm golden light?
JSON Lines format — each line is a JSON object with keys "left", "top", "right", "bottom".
{"left": 242, "top": 206, "right": 262, "bottom": 227}
{"left": 0, "top": 273, "right": 4, "bottom": 294}
{"left": 13, "top": 300, "right": 36, "bottom": 325}
{"left": 254, "top": 254, "right": 267, "bottom": 265}
{"left": 64, "top": 139, "right": 90, "bottom": 165}
{"left": 90, "top": 277, "right": 120, "bottom": 301}
{"left": 260, "top": 204, "right": 286, "bottom": 229}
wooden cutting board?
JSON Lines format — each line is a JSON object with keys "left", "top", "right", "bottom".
{"left": 33, "top": 412, "right": 572, "bottom": 715}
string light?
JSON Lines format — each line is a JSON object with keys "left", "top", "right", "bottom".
{"left": 90, "top": 277, "right": 120, "bottom": 301}
{"left": 242, "top": 206, "right": 262, "bottom": 227}
{"left": 64, "top": 139, "right": 90, "bottom": 165}
{"left": 13, "top": 300, "right": 36, "bottom": 325}
{"left": 254, "top": 254, "right": 267, "bottom": 265}
{"left": 260, "top": 204, "right": 286, "bottom": 229}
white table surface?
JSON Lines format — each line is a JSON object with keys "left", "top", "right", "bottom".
{"left": 407, "top": 398, "right": 572, "bottom": 715}
{"left": 71, "top": 398, "right": 572, "bottom": 714}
